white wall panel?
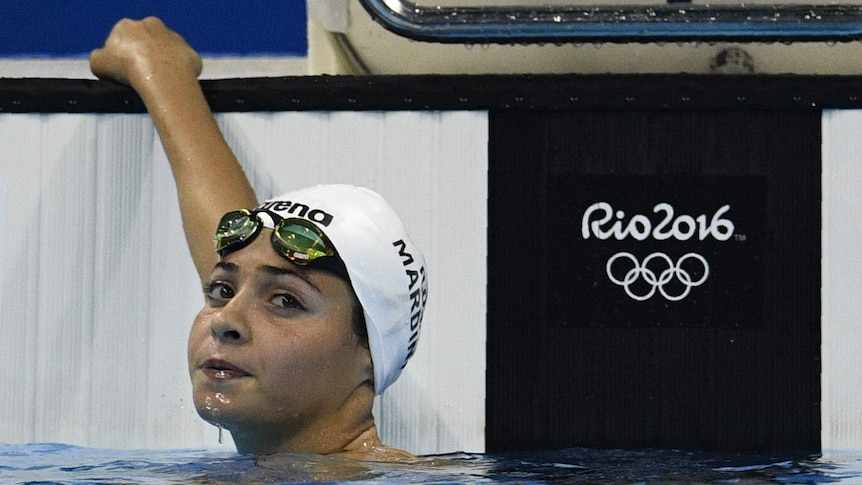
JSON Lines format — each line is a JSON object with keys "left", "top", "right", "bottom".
{"left": 0, "top": 111, "right": 488, "bottom": 454}
{"left": 822, "top": 110, "right": 862, "bottom": 456}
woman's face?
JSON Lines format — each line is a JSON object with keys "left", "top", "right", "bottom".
{"left": 187, "top": 230, "right": 373, "bottom": 451}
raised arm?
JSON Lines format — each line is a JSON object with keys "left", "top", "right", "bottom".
{"left": 90, "top": 17, "right": 258, "bottom": 282}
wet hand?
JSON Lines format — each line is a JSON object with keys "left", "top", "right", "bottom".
{"left": 89, "top": 17, "right": 202, "bottom": 89}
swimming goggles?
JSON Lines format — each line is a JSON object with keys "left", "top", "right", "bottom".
{"left": 214, "top": 209, "right": 350, "bottom": 281}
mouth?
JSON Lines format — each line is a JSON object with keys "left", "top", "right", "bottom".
{"left": 200, "top": 358, "right": 251, "bottom": 379}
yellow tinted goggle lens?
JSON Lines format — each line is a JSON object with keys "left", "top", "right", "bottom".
{"left": 271, "top": 219, "right": 335, "bottom": 264}
{"left": 214, "top": 209, "right": 260, "bottom": 254}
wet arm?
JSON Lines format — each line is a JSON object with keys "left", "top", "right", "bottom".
{"left": 90, "top": 17, "right": 258, "bottom": 282}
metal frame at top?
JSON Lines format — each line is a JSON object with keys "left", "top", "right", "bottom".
{"left": 359, "top": 0, "right": 862, "bottom": 42}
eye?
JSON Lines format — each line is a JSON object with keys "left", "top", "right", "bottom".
{"left": 272, "top": 293, "right": 304, "bottom": 311}
{"left": 204, "top": 281, "right": 235, "bottom": 303}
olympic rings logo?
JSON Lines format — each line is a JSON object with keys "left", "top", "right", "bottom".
{"left": 606, "top": 252, "right": 710, "bottom": 302}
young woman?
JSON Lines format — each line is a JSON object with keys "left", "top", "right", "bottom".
{"left": 90, "top": 17, "right": 427, "bottom": 460}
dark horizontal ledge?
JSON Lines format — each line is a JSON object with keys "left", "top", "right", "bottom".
{"left": 3, "top": 74, "right": 862, "bottom": 113}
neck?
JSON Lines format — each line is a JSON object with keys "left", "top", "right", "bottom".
{"left": 230, "top": 419, "right": 379, "bottom": 456}
{"left": 228, "top": 384, "right": 379, "bottom": 456}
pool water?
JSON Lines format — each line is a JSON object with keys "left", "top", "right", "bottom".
{"left": 4, "top": 443, "right": 862, "bottom": 484}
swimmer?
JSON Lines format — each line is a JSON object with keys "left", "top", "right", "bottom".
{"left": 89, "top": 17, "right": 426, "bottom": 460}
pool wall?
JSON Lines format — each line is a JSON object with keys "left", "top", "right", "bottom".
{"left": 1, "top": 76, "right": 862, "bottom": 455}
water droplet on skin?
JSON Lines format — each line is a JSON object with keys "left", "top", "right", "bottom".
{"left": 205, "top": 395, "right": 224, "bottom": 443}
{"left": 214, "top": 370, "right": 227, "bottom": 379}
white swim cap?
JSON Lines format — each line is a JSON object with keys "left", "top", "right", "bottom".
{"left": 251, "top": 184, "right": 427, "bottom": 394}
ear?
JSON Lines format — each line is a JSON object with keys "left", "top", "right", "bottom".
{"left": 359, "top": 345, "right": 374, "bottom": 389}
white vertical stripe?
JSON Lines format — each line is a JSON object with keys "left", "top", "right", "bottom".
{"left": 822, "top": 109, "right": 862, "bottom": 456}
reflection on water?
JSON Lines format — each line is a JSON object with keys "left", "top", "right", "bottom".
{"left": 3, "top": 443, "right": 862, "bottom": 484}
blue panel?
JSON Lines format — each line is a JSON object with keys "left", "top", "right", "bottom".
{"left": 0, "top": 1, "right": 307, "bottom": 57}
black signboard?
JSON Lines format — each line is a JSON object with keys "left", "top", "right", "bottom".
{"left": 487, "top": 110, "right": 820, "bottom": 453}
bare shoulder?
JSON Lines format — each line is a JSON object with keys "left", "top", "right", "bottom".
{"left": 339, "top": 444, "right": 418, "bottom": 462}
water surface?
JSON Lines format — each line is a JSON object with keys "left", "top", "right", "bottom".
{"left": 4, "top": 443, "right": 862, "bottom": 484}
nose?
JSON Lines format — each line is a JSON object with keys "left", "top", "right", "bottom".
{"left": 209, "top": 300, "right": 250, "bottom": 344}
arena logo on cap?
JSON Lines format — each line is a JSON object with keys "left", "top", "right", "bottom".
{"left": 258, "top": 200, "right": 334, "bottom": 227}
{"left": 582, "top": 202, "right": 736, "bottom": 302}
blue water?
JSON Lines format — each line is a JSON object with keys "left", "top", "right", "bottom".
{"left": 4, "top": 443, "right": 862, "bottom": 484}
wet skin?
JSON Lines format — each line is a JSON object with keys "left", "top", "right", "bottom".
{"left": 187, "top": 231, "right": 375, "bottom": 454}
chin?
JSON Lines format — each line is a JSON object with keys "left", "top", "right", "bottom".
{"left": 192, "top": 388, "right": 239, "bottom": 427}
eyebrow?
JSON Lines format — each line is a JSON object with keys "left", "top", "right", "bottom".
{"left": 213, "top": 261, "right": 321, "bottom": 293}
